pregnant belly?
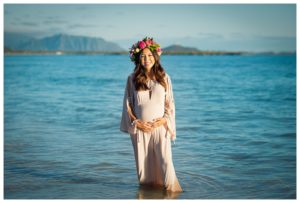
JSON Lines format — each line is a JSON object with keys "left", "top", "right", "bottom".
{"left": 136, "top": 103, "right": 164, "bottom": 122}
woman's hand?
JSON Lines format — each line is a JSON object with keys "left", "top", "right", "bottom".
{"left": 151, "top": 117, "right": 167, "bottom": 128}
{"left": 135, "top": 117, "right": 167, "bottom": 133}
{"left": 135, "top": 119, "right": 153, "bottom": 133}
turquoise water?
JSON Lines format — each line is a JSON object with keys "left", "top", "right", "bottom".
{"left": 4, "top": 54, "right": 296, "bottom": 199}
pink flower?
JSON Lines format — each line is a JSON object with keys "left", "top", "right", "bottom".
{"left": 145, "top": 39, "right": 152, "bottom": 46}
{"left": 138, "top": 41, "right": 146, "bottom": 49}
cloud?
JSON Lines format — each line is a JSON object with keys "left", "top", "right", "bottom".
{"left": 68, "top": 23, "right": 114, "bottom": 29}
{"left": 4, "top": 29, "right": 53, "bottom": 39}
{"left": 45, "top": 26, "right": 68, "bottom": 35}
{"left": 230, "top": 32, "right": 246, "bottom": 38}
{"left": 252, "top": 34, "right": 296, "bottom": 41}
{"left": 197, "top": 32, "right": 224, "bottom": 39}
{"left": 19, "top": 22, "right": 39, "bottom": 27}
{"left": 41, "top": 16, "right": 68, "bottom": 25}
{"left": 46, "top": 16, "right": 59, "bottom": 20}
{"left": 103, "top": 24, "right": 115, "bottom": 28}
{"left": 67, "top": 23, "right": 96, "bottom": 29}
{"left": 43, "top": 19, "right": 67, "bottom": 24}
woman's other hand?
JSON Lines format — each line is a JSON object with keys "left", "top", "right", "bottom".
{"left": 135, "top": 119, "right": 153, "bottom": 133}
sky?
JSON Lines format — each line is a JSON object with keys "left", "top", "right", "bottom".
{"left": 4, "top": 3, "right": 297, "bottom": 52}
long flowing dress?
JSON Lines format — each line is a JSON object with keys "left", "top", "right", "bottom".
{"left": 120, "top": 73, "right": 182, "bottom": 192}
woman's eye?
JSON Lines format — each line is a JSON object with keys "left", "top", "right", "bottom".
{"left": 140, "top": 54, "right": 153, "bottom": 58}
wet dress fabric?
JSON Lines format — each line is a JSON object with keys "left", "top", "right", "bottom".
{"left": 120, "top": 73, "right": 182, "bottom": 192}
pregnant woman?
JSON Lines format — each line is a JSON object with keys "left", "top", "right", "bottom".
{"left": 120, "top": 37, "right": 182, "bottom": 192}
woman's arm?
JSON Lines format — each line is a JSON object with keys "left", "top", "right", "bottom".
{"left": 120, "top": 75, "right": 138, "bottom": 134}
{"left": 162, "top": 74, "right": 176, "bottom": 140}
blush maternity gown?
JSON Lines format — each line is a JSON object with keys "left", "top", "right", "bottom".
{"left": 120, "top": 73, "right": 182, "bottom": 192}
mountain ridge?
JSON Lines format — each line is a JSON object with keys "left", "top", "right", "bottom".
{"left": 4, "top": 32, "right": 125, "bottom": 52}
{"left": 163, "top": 44, "right": 200, "bottom": 53}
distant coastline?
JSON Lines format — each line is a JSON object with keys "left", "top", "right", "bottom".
{"left": 4, "top": 50, "right": 296, "bottom": 56}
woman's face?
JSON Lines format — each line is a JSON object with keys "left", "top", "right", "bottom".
{"left": 140, "top": 48, "right": 155, "bottom": 71}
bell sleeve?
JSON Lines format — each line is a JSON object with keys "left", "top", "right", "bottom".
{"left": 120, "top": 74, "right": 137, "bottom": 135}
{"left": 163, "top": 74, "right": 176, "bottom": 141}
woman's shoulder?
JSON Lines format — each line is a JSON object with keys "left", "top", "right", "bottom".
{"left": 164, "top": 72, "right": 172, "bottom": 82}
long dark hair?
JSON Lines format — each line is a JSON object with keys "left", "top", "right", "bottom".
{"left": 133, "top": 49, "right": 167, "bottom": 91}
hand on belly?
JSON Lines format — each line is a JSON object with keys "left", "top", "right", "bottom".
{"left": 135, "top": 117, "right": 167, "bottom": 133}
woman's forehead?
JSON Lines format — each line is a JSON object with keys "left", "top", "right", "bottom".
{"left": 141, "top": 48, "right": 152, "bottom": 54}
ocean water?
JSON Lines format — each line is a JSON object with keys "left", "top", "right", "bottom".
{"left": 4, "top": 54, "right": 296, "bottom": 199}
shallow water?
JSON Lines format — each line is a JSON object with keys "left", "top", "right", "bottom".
{"left": 4, "top": 54, "right": 296, "bottom": 199}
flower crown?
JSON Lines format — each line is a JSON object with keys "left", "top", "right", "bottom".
{"left": 129, "top": 37, "right": 162, "bottom": 62}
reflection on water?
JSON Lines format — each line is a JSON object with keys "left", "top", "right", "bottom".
{"left": 136, "top": 184, "right": 182, "bottom": 199}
